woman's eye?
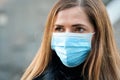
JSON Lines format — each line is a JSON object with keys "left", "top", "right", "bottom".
{"left": 54, "top": 27, "right": 64, "bottom": 32}
{"left": 74, "top": 27, "right": 85, "bottom": 33}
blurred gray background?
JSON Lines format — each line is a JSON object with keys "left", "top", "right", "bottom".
{"left": 0, "top": 0, "right": 120, "bottom": 80}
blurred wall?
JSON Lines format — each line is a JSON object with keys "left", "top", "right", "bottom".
{"left": 0, "top": 0, "right": 119, "bottom": 80}
{"left": 0, "top": 0, "right": 56, "bottom": 80}
{"left": 114, "top": 19, "right": 120, "bottom": 49}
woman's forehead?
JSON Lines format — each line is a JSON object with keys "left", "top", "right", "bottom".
{"left": 55, "top": 7, "right": 87, "bottom": 22}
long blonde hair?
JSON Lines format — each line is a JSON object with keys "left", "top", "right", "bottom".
{"left": 21, "top": 0, "right": 120, "bottom": 80}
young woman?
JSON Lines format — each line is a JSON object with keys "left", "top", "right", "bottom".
{"left": 21, "top": 0, "right": 120, "bottom": 80}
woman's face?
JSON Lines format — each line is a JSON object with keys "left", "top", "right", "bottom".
{"left": 53, "top": 6, "right": 94, "bottom": 33}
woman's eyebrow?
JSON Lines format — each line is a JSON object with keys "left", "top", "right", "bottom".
{"left": 54, "top": 24, "right": 64, "bottom": 27}
{"left": 72, "top": 24, "right": 86, "bottom": 27}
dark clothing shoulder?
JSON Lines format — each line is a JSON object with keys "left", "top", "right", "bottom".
{"left": 34, "top": 52, "right": 84, "bottom": 80}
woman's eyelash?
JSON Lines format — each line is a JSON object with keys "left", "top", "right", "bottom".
{"left": 75, "top": 27, "right": 85, "bottom": 30}
{"left": 55, "top": 27, "right": 62, "bottom": 30}
{"left": 54, "top": 26, "right": 64, "bottom": 32}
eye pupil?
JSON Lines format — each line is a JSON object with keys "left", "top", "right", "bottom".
{"left": 59, "top": 28, "right": 63, "bottom": 31}
{"left": 80, "top": 29, "right": 84, "bottom": 32}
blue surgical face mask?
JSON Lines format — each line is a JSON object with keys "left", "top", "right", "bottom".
{"left": 51, "top": 32, "right": 94, "bottom": 67}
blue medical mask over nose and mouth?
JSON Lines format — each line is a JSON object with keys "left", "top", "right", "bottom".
{"left": 51, "top": 32, "right": 94, "bottom": 67}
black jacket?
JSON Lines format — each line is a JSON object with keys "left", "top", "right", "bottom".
{"left": 34, "top": 52, "right": 84, "bottom": 80}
